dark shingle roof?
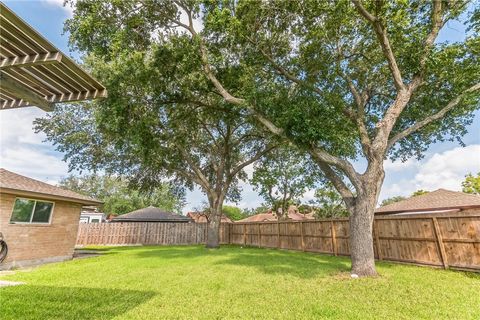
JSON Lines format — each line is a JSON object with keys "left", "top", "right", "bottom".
{"left": 111, "top": 206, "right": 192, "bottom": 222}
{"left": 376, "top": 189, "right": 480, "bottom": 214}
{"left": 0, "top": 168, "right": 102, "bottom": 205}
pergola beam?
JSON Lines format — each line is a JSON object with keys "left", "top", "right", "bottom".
{"left": 47, "top": 89, "right": 108, "bottom": 103}
{"left": 0, "top": 52, "right": 62, "bottom": 69}
{"left": 0, "top": 71, "right": 53, "bottom": 111}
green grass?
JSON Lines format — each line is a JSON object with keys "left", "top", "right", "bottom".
{"left": 1, "top": 245, "right": 479, "bottom": 319}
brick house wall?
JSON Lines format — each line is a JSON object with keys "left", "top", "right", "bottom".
{"left": 0, "top": 192, "right": 82, "bottom": 270}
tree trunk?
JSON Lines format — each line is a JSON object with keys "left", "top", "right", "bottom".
{"left": 206, "top": 205, "right": 222, "bottom": 249}
{"left": 349, "top": 195, "right": 378, "bottom": 277}
{"left": 349, "top": 167, "right": 384, "bottom": 277}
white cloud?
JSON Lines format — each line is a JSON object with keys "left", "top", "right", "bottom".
{"left": 413, "top": 145, "right": 480, "bottom": 190}
{"left": 0, "top": 108, "right": 47, "bottom": 146}
{"left": 383, "top": 158, "right": 416, "bottom": 172}
{"left": 301, "top": 189, "right": 316, "bottom": 202}
{"left": 380, "top": 144, "right": 480, "bottom": 200}
{"left": 0, "top": 147, "right": 68, "bottom": 184}
{"left": 0, "top": 108, "right": 70, "bottom": 184}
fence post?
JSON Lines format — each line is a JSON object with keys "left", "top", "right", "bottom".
{"left": 432, "top": 217, "right": 449, "bottom": 269}
{"left": 228, "top": 223, "right": 231, "bottom": 244}
{"left": 331, "top": 220, "right": 337, "bottom": 256}
{"left": 144, "top": 223, "right": 149, "bottom": 244}
{"left": 300, "top": 221, "right": 305, "bottom": 251}
{"left": 243, "top": 224, "right": 247, "bottom": 246}
{"left": 373, "top": 220, "right": 382, "bottom": 260}
{"left": 277, "top": 222, "right": 281, "bottom": 249}
{"left": 258, "top": 223, "right": 261, "bottom": 247}
{"left": 204, "top": 223, "right": 208, "bottom": 244}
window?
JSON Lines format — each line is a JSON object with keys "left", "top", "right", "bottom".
{"left": 90, "top": 218, "right": 100, "bottom": 223}
{"left": 10, "top": 198, "right": 54, "bottom": 224}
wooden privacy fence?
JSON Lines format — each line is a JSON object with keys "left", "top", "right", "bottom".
{"left": 77, "top": 213, "right": 480, "bottom": 271}
{"left": 76, "top": 223, "right": 230, "bottom": 246}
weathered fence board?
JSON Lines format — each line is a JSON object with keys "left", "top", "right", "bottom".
{"left": 77, "top": 213, "right": 479, "bottom": 271}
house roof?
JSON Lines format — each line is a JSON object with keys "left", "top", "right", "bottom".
{"left": 236, "top": 210, "right": 314, "bottom": 223}
{"left": 186, "top": 212, "right": 233, "bottom": 223}
{"left": 375, "top": 189, "right": 480, "bottom": 214}
{"left": 0, "top": 3, "right": 106, "bottom": 111}
{"left": 111, "top": 206, "right": 193, "bottom": 223}
{"left": 0, "top": 168, "right": 102, "bottom": 205}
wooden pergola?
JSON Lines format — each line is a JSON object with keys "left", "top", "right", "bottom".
{"left": 0, "top": 3, "right": 106, "bottom": 112}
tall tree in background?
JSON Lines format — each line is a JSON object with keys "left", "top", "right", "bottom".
{"left": 58, "top": 0, "right": 480, "bottom": 276}
{"left": 251, "top": 147, "right": 319, "bottom": 218}
{"left": 379, "top": 196, "right": 407, "bottom": 207}
{"left": 59, "top": 174, "right": 184, "bottom": 214}
{"left": 462, "top": 172, "right": 480, "bottom": 194}
{"left": 412, "top": 190, "right": 430, "bottom": 197}
{"left": 222, "top": 205, "right": 245, "bottom": 221}
{"left": 311, "top": 182, "right": 350, "bottom": 218}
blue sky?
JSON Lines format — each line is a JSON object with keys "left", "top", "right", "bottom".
{"left": 1, "top": 0, "right": 479, "bottom": 213}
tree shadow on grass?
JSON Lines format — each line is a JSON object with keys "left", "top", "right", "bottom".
{"left": 134, "top": 245, "right": 351, "bottom": 279}
{"left": 0, "top": 285, "right": 156, "bottom": 320}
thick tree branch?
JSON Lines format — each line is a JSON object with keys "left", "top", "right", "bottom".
{"left": 409, "top": 0, "right": 444, "bottom": 92}
{"left": 173, "top": 7, "right": 287, "bottom": 140}
{"left": 352, "top": 0, "right": 405, "bottom": 91}
{"left": 341, "top": 75, "right": 373, "bottom": 158}
{"left": 308, "top": 145, "right": 362, "bottom": 191}
{"left": 176, "top": 145, "right": 212, "bottom": 193}
{"left": 387, "top": 82, "right": 480, "bottom": 149}
{"left": 316, "top": 161, "right": 355, "bottom": 210}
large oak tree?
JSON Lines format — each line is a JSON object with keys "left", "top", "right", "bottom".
{"left": 55, "top": 0, "right": 479, "bottom": 275}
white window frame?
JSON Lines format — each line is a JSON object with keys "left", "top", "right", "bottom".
{"left": 9, "top": 197, "right": 55, "bottom": 225}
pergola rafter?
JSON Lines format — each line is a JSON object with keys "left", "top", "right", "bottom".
{"left": 0, "top": 3, "right": 106, "bottom": 112}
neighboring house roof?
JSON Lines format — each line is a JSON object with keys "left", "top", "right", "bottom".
{"left": 186, "top": 212, "right": 233, "bottom": 223}
{"left": 0, "top": 3, "right": 106, "bottom": 112}
{"left": 111, "top": 206, "right": 192, "bottom": 223}
{"left": 0, "top": 168, "right": 102, "bottom": 205}
{"left": 375, "top": 189, "right": 480, "bottom": 215}
{"left": 237, "top": 213, "right": 277, "bottom": 223}
{"left": 236, "top": 208, "right": 315, "bottom": 223}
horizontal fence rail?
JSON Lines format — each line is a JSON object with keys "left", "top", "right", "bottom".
{"left": 77, "top": 213, "right": 480, "bottom": 271}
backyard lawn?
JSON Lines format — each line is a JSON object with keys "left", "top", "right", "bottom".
{"left": 1, "top": 246, "right": 479, "bottom": 320}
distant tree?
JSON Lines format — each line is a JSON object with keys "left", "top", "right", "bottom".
{"left": 222, "top": 206, "right": 245, "bottom": 221}
{"left": 59, "top": 174, "right": 184, "bottom": 214}
{"left": 242, "top": 205, "right": 270, "bottom": 217}
{"left": 412, "top": 190, "right": 429, "bottom": 197}
{"left": 311, "top": 182, "right": 350, "bottom": 218}
{"left": 298, "top": 204, "right": 318, "bottom": 214}
{"left": 462, "top": 172, "right": 480, "bottom": 194}
{"left": 380, "top": 196, "right": 407, "bottom": 207}
{"left": 251, "top": 147, "right": 319, "bottom": 219}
